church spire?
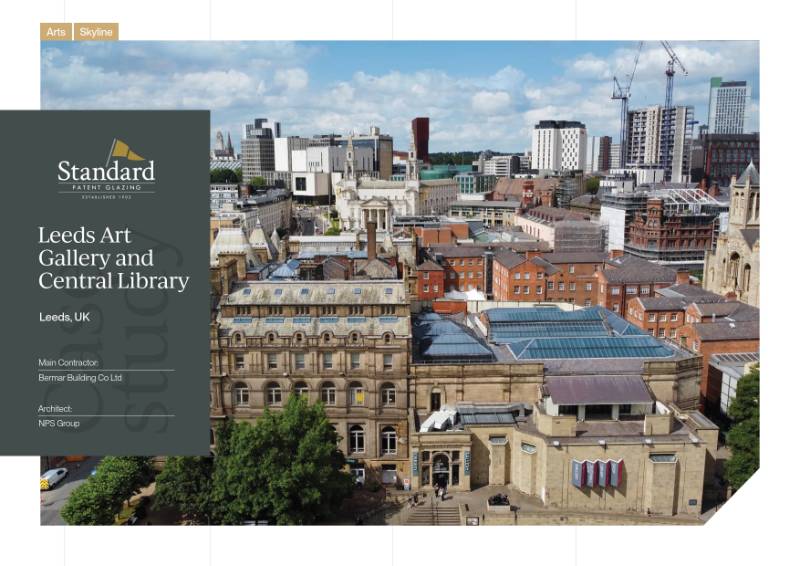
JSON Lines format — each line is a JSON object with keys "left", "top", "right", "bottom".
{"left": 345, "top": 134, "right": 356, "bottom": 180}
{"left": 406, "top": 129, "right": 419, "bottom": 181}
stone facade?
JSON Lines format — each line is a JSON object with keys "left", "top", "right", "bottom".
{"left": 703, "top": 163, "right": 759, "bottom": 307}
{"left": 210, "top": 279, "right": 412, "bottom": 485}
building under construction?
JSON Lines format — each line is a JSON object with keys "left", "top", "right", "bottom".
{"left": 553, "top": 220, "right": 607, "bottom": 253}
{"left": 600, "top": 185, "right": 727, "bottom": 268}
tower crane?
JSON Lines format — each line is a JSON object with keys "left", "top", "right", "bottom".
{"left": 611, "top": 41, "right": 643, "bottom": 168}
{"left": 661, "top": 40, "right": 688, "bottom": 110}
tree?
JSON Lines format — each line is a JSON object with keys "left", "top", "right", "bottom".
{"left": 585, "top": 176, "right": 600, "bottom": 194}
{"left": 324, "top": 226, "right": 341, "bottom": 236}
{"left": 154, "top": 456, "right": 215, "bottom": 524}
{"left": 249, "top": 176, "right": 266, "bottom": 187}
{"left": 210, "top": 396, "right": 353, "bottom": 525}
{"left": 210, "top": 168, "right": 239, "bottom": 183}
{"left": 61, "top": 457, "right": 153, "bottom": 525}
{"left": 725, "top": 364, "right": 759, "bottom": 490}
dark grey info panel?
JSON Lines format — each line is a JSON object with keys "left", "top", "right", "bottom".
{"left": 0, "top": 111, "right": 211, "bottom": 456}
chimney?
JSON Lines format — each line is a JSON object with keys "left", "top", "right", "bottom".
{"left": 610, "top": 249, "right": 624, "bottom": 259}
{"left": 367, "top": 221, "right": 377, "bottom": 261}
{"left": 676, "top": 269, "right": 690, "bottom": 285}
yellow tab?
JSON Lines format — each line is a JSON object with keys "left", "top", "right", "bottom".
{"left": 73, "top": 22, "right": 118, "bottom": 41}
{"left": 40, "top": 23, "right": 72, "bottom": 41}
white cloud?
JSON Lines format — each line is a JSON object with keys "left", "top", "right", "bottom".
{"left": 274, "top": 67, "right": 308, "bottom": 91}
{"left": 40, "top": 41, "right": 759, "bottom": 152}
{"left": 471, "top": 91, "right": 512, "bottom": 114}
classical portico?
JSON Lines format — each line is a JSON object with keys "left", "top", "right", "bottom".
{"left": 361, "top": 201, "right": 391, "bottom": 232}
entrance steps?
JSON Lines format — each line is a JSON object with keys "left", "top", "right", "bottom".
{"left": 403, "top": 505, "right": 461, "bottom": 526}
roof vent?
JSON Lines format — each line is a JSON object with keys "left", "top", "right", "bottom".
{"left": 644, "top": 438, "right": 653, "bottom": 445}
{"left": 552, "top": 440, "right": 561, "bottom": 447}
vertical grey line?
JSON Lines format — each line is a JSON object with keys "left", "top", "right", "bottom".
{"left": 574, "top": 526, "right": 578, "bottom": 565}
{"left": 574, "top": 0, "right": 578, "bottom": 39}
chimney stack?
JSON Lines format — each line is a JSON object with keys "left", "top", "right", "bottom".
{"left": 367, "top": 221, "right": 377, "bottom": 261}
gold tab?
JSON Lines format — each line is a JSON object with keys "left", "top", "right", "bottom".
{"left": 40, "top": 23, "right": 72, "bottom": 41}
{"left": 73, "top": 22, "right": 119, "bottom": 41}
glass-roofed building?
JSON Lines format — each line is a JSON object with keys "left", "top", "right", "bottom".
{"left": 407, "top": 307, "right": 716, "bottom": 518}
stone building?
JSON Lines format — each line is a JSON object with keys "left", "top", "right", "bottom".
{"left": 210, "top": 278, "right": 412, "bottom": 486}
{"left": 405, "top": 307, "right": 715, "bottom": 517}
{"left": 703, "top": 162, "right": 760, "bottom": 306}
{"left": 334, "top": 136, "right": 458, "bottom": 232}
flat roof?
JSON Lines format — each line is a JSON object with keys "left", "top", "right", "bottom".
{"left": 545, "top": 375, "right": 653, "bottom": 405}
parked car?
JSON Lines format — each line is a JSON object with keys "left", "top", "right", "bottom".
{"left": 40, "top": 468, "right": 68, "bottom": 490}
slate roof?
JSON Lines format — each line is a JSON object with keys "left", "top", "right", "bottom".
{"left": 635, "top": 297, "right": 689, "bottom": 311}
{"left": 735, "top": 161, "right": 760, "bottom": 186}
{"left": 494, "top": 249, "right": 526, "bottom": 269}
{"left": 602, "top": 256, "right": 677, "bottom": 284}
{"left": 693, "top": 320, "right": 759, "bottom": 341}
{"left": 543, "top": 251, "right": 608, "bottom": 265}
{"left": 739, "top": 228, "right": 760, "bottom": 249}
{"left": 692, "top": 301, "right": 759, "bottom": 321}
{"left": 544, "top": 375, "right": 653, "bottom": 405}
{"left": 417, "top": 260, "right": 444, "bottom": 271}
{"left": 656, "top": 284, "right": 722, "bottom": 300}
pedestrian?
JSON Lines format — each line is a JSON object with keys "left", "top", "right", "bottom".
{"left": 435, "top": 485, "right": 440, "bottom": 500}
{"left": 442, "top": 485, "right": 447, "bottom": 501}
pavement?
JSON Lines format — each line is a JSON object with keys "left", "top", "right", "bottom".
{"left": 40, "top": 456, "right": 101, "bottom": 525}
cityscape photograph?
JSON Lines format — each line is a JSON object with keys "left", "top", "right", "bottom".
{"left": 39, "top": 40, "right": 760, "bottom": 526}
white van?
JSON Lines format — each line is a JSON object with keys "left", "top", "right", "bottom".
{"left": 40, "top": 468, "right": 68, "bottom": 490}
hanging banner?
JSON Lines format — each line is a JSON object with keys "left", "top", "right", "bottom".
{"left": 610, "top": 459, "right": 624, "bottom": 488}
{"left": 464, "top": 451, "right": 471, "bottom": 475}
{"left": 571, "top": 459, "right": 585, "bottom": 488}
{"left": 585, "top": 460, "right": 597, "bottom": 488}
{"left": 412, "top": 451, "right": 419, "bottom": 477}
{"left": 597, "top": 460, "right": 610, "bottom": 487}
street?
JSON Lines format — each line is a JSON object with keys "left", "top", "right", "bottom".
{"left": 40, "top": 456, "right": 101, "bottom": 526}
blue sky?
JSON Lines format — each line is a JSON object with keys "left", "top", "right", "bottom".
{"left": 41, "top": 41, "right": 759, "bottom": 153}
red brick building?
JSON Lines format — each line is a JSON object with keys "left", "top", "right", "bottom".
{"left": 625, "top": 197, "right": 718, "bottom": 264}
{"left": 596, "top": 255, "right": 683, "bottom": 315}
{"left": 625, "top": 283, "right": 760, "bottom": 416}
{"left": 676, "top": 301, "right": 760, "bottom": 415}
{"left": 417, "top": 260, "right": 445, "bottom": 299}
{"left": 492, "top": 250, "right": 606, "bottom": 305}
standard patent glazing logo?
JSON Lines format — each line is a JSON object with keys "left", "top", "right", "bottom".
{"left": 57, "top": 138, "right": 155, "bottom": 199}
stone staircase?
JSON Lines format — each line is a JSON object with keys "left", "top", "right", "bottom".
{"left": 403, "top": 504, "right": 461, "bottom": 526}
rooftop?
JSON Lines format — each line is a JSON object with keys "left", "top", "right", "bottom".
{"left": 709, "top": 352, "right": 759, "bottom": 379}
{"left": 543, "top": 375, "right": 653, "bottom": 405}
{"left": 225, "top": 279, "right": 406, "bottom": 306}
{"left": 693, "top": 320, "right": 760, "bottom": 342}
{"left": 601, "top": 256, "right": 677, "bottom": 284}
{"left": 483, "top": 306, "right": 680, "bottom": 361}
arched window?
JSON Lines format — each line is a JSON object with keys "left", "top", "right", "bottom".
{"left": 349, "top": 331, "right": 360, "bottom": 344}
{"left": 322, "top": 331, "right": 333, "bottom": 344}
{"left": 233, "top": 382, "right": 249, "bottom": 407}
{"left": 266, "top": 382, "right": 282, "bottom": 405}
{"left": 321, "top": 381, "right": 336, "bottom": 405}
{"left": 381, "top": 426, "right": 397, "bottom": 455}
{"left": 266, "top": 332, "right": 277, "bottom": 343}
{"left": 349, "top": 425, "right": 365, "bottom": 454}
{"left": 382, "top": 332, "right": 393, "bottom": 344}
{"left": 743, "top": 264, "right": 752, "bottom": 292}
{"left": 294, "top": 332, "right": 304, "bottom": 344}
{"left": 294, "top": 381, "right": 309, "bottom": 398}
{"left": 233, "top": 332, "right": 243, "bottom": 344}
{"left": 381, "top": 382, "right": 397, "bottom": 407}
{"left": 349, "top": 381, "right": 365, "bottom": 406}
